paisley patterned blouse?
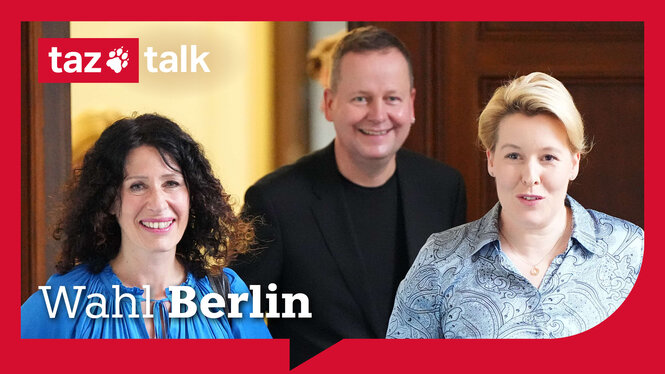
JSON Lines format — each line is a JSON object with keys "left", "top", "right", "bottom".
{"left": 387, "top": 195, "right": 643, "bottom": 339}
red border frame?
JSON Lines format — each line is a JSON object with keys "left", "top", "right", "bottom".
{"left": 6, "top": 4, "right": 657, "bottom": 373}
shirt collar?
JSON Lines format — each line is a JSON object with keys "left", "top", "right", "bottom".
{"left": 461, "top": 203, "right": 502, "bottom": 258}
{"left": 462, "top": 195, "right": 599, "bottom": 258}
{"left": 567, "top": 195, "right": 602, "bottom": 255}
{"left": 99, "top": 263, "right": 197, "bottom": 301}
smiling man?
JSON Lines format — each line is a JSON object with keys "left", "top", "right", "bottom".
{"left": 232, "top": 26, "right": 466, "bottom": 367}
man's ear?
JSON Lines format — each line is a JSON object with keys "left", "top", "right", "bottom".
{"left": 324, "top": 88, "right": 335, "bottom": 122}
{"left": 409, "top": 88, "right": 416, "bottom": 124}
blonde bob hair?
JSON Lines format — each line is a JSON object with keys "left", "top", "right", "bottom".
{"left": 478, "top": 72, "right": 588, "bottom": 155}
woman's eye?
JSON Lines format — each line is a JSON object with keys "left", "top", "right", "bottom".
{"left": 506, "top": 153, "right": 519, "bottom": 160}
{"left": 129, "top": 183, "right": 145, "bottom": 192}
{"left": 165, "top": 180, "right": 180, "bottom": 188}
{"left": 543, "top": 154, "right": 558, "bottom": 162}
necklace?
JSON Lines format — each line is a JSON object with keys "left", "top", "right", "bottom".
{"left": 499, "top": 220, "right": 570, "bottom": 277}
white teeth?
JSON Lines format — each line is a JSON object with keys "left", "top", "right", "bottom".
{"left": 359, "top": 129, "right": 389, "bottom": 135}
{"left": 141, "top": 220, "right": 172, "bottom": 229}
{"left": 523, "top": 196, "right": 538, "bottom": 201}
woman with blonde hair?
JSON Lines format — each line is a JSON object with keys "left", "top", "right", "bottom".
{"left": 388, "top": 72, "right": 643, "bottom": 338}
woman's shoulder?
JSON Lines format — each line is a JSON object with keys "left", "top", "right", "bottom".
{"left": 21, "top": 265, "right": 100, "bottom": 338}
{"left": 569, "top": 196, "right": 644, "bottom": 258}
{"left": 586, "top": 209, "right": 643, "bottom": 236}
{"left": 44, "top": 264, "right": 99, "bottom": 288}
{"left": 199, "top": 268, "right": 251, "bottom": 294}
{"left": 22, "top": 264, "right": 106, "bottom": 313}
{"left": 412, "top": 220, "right": 488, "bottom": 277}
{"left": 568, "top": 197, "right": 644, "bottom": 246}
{"left": 422, "top": 209, "right": 496, "bottom": 259}
{"left": 585, "top": 209, "right": 644, "bottom": 255}
{"left": 425, "top": 223, "right": 475, "bottom": 253}
{"left": 221, "top": 267, "right": 240, "bottom": 282}
{"left": 222, "top": 267, "right": 253, "bottom": 294}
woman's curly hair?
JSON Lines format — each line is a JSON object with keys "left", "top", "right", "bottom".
{"left": 54, "top": 113, "right": 253, "bottom": 279}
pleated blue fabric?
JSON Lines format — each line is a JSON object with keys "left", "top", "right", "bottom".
{"left": 21, "top": 264, "right": 271, "bottom": 339}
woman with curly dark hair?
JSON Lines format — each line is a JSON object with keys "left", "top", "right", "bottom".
{"left": 21, "top": 113, "right": 271, "bottom": 339}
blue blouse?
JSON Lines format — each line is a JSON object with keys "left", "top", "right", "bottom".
{"left": 21, "top": 265, "right": 272, "bottom": 339}
{"left": 387, "top": 196, "right": 644, "bottom": 339}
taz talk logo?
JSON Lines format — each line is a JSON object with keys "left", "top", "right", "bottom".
{"left": 39, "top": 38, "right": 139, "bottom": 83}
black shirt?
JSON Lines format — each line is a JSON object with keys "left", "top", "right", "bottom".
{"left": 340, "top": 170, "right": 408, "bottom": 329}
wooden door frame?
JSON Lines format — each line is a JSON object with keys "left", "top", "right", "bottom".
{"left": 273, "top": 22, "right": 310, "bottom": 168}
{"left": 21, "top": 21, "right": 71, "bottom": 303}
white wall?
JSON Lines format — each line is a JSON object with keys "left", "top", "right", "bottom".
{"left": 70, "top": 22, "right": 274, "bottom": 203}
{"left": 308, "top": 22, "right": 346, "bottom": 152}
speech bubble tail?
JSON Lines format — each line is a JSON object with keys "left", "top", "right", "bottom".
{"left": 289, "top": 339, "right": 345, "bottom": 372}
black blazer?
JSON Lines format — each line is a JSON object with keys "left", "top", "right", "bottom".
{"left": 232, "top": 143, "right": 466, "bottom": 367}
